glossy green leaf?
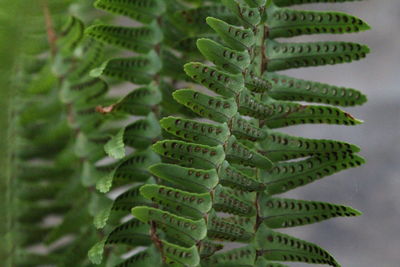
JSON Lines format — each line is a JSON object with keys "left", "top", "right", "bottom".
{"left": 255, "top": 258, "right": 289, "bottom": 267}
{"left": 213, "top": 185, "right": 256, "bottom": 217}
{"left": 132, "top": 206, "right": 207, "bottom": 246}
{"left": 266, "top": 72, "right": 368, "bottom": 106}
{"left": 140, "top": 184, "right": 212, "bottom": 219}
{"left": 258, "top": 128, "right": 360, "bottom": 161}
{"left": 206, "top": 17, "right": 255, "bottom": 51}
{"left": 152, "top": 139, "right": 225, "bottom": 169}
{"left": 255, "top": 225, "right": 340, "bottom": 266}
{"left": 197, "top": 38, "right": 251, "bottom": 74}
{"left": 86, "top": 23, "right": 162, "bottom": 53}
{"left": 266, "top": 40, "right": 370, "bottom": 71}
{"left": 160, "top": 116, "right": 230, "bottom": 146}
{"left": 149, "top": 163, "right": 219, "bottom": 193}
{"left": 94, "top": 0, "right": 166, "bottom": 23}
{"left": 161, "top": 240, "right": 200, "bottom": 267}
{"left": 184, "top": 62, "right": 244, "bottom": 97}
{"left": 96, "top": 149, "right": 161, "bottom": 193}
{"left": 218, "top": 161, "right": 265, "bottom": 192}
{"left": 90, "top": 51, "right": 161, "bottom": 84}
{"left": 173, "top": 89, "right": 238, "bottom": 123}
{"left": 260, "top": 195, "right": 362, "bottom": 228}
{"left": 261, "top": 152, "right": 365, "bottom": 194}
{"left": 267, "top": 4, "right": 370, "bottom": 38}
{"left": 244, "top": 73, "right": 273, "bottom": 93}
{"left": 225, "top": 136, "right": 273, "bottom": 169}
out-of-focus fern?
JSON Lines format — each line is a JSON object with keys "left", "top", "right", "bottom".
{"left": 1, "top": 0, "right": 369, "bottom": 266}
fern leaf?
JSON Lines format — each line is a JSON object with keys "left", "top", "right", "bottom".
{"left": 274, "top": 0, "right": 361, "bottom": 7}
{"left": 222, "top": 0, "right": 261, "bottom": 27}
{"left": 115, "top": 246, "right": 161, "bottom": 267}
{"left": 262, "top": 152, "right": 365, "bottom": 194}
{"left": 260, "top": 196, "right": 362, "bottom": 228}
{"left": 94, "top": 0, "right": 166, "bottom": 23}
{"left": 132, "top": 206, "right": 207, "bottom": 246}
{"left": 266, "top": 40, "right": 370, "bottom": 71}
{"left": 86, "top": 23, "right": 162, "bottom": 53}
{"left": 140, "top": 184, "right": 212, "bottom": 219}
{"left": 267, "top": 5, "right": 370, "bottom": 38}
{"left": 184, "top": 62, "right": 244, "bottom": 98}
{"left": 202, "top": 245, "right": 257, "bottom": 266}
{"left": 161, "top": 240, "right": 200, "bottom": 267}
{"left": 149, "top": 163, "right": 219, "bottom": 193}
{"left": 173, "top": 89, "right": 238, "bottom": 123}
{"left": 266, "top": 72, "right": 367, "bottom": 106}
{"left": 152, "top": 140, "right": 225, "bottom": 169}
{"left": 197, "top": 38, "right": 251, "bottom": 74}
{"left": 213, "top": 185, "right": 256, "bottom": 217}
{"left": 160, "top": 116, "right": 230, "bottom": 146}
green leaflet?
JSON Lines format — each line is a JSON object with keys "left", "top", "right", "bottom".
{"left": 90, "top": 51, "right": 162, "bottom": 84}
{"left": 68, "top": 38, "right": 105, "bottom": 82}
{"left": 94, "top": 0, "right": 166, "bottom": 23}
{"left": 115, "top": 246, "right": 162, "bottom": 267}
{"left": 265, "top": 72, "right": 367, "bottom": 107}
{"left": 152, "top": 140, "right": 225, "bottom": 169}
{"left": 206, "top": 17, "right": 255, "bottom": 51}
{"left": 94, "top": 185, "right": 151, "bottom": 229}
{"left": 96, "top": 149, "right": 161, "bottom": 193}
{"left": 149, "top": 163, "right": 219, "bottom": 193}
{"left": 255, "top": 225, "right": 340, "bottom": 266}
{"left": 259, "top": 128, "right": 360, "bottom": 161}
{"left": 132, "top": 206, "right": 207, "bottom": 246}
{"left": 255, "top": 258, "right": 289, "bottom": 267}
{"left": 140, "top": 184, "right": 212, "bottom": 219}
{"left": 244, "top": 74, "right": 273, "bottom": 93}
{"left": 260, "top": 195, "right": 362, "bottom": 228}
{"left": 273, "top": 0, "right": 360, "bottom": 7}
{"left": 172, "top": 4, "right": 237, "bottom": 35}
{"left": 197, "top": 38, "right": 251, "bottom": 74}
{"left": 230, "top": 114, "right": 267, "bottom": 141}
{"left": 184, "top": 62, "right": 244, "bottom": 98}
{"left": 105, "top": 113, "right": 161, "bottom": 159}
{"left": 57, "top": 16, "right": 84, "bottom": 54}
{"left": 173, "top": 35, "right": 220, "bottom": 55}
{"left": 267, "top": 4, "right": 370, "bottom": 38}
{"left": 213, "top": 185, "right": 256, "bottom": 217}
{"left": 221, "top": 0, "right": 261, "bottom": 27}
{"left": 261, "top": 152, "right": 365, "bottom": 194}
{"left": 161, "top": 240, "right": 200, "bottom": 267}
{"left": 218, "top": 161, "right": 266, "bottom": 192}
{"left": 60, "top": 78, "right": 108, "bottom": 105}
{"left": 202, "top": 245, "right": 257, "bottom": 267}
{"left": 160, "top": 116, "right": 230, "bottom": 146}
{"left": 198, "top": 239, "right": 224, "bottom": 258}
{"left": 88, "top": 219, "right": 151, "bottom": 264}
{"left": 74, "top": 132, "right": 107, "bottom": 162}
{"left": 244, "top": 0, "right": 267, "bottom": 8}
{"left": 173, "top": 89, "right": 238, "bottom": 123}
{"left": 86, "top": 23, "right": 163, "bottom": 53}
{"left": 207, "top": 210, "right": 254, "bottom": 242}
{"left": 225, "top": 135, "right": 273, "bottom": 169}
{"left": 238, "top": 92, "right": 362, "bottom": 127}
{"left": 266, "top": 40, "right": 370, "bottom": 71}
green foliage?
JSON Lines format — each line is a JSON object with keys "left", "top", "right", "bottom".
{"left": 3, "top": 0, "right": 369, "bottom": 266}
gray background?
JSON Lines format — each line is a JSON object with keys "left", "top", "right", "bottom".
{"left": 277, "top": 1, "right": 400, "bottom": 266}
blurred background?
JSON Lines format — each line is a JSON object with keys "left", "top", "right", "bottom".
{"left": 277, "top": 1, "right": 400, "bottom": 266}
